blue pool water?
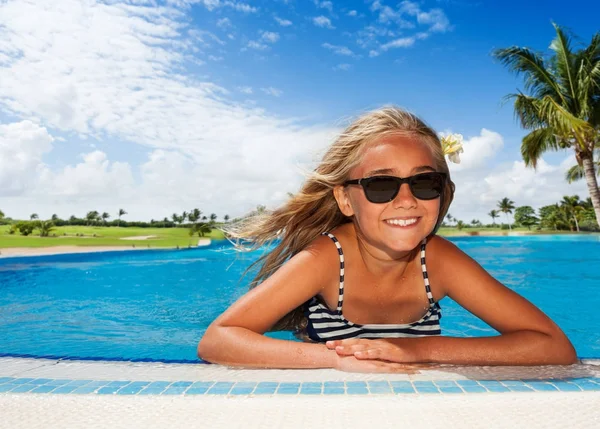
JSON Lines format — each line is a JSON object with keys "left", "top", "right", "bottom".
{"left": 1, "top": 235, "right": 599, "bottom": 362}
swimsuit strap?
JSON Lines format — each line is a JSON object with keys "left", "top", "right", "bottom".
{"left": 419, "top": 238, "right": 436, "bottom": 305}
{"left": 321, "top": 232, "right": 344, "bottom": 314}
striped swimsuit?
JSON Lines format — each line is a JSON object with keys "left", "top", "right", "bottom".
{"left": 303, "top": 232, "right": 442, "bottom": 342}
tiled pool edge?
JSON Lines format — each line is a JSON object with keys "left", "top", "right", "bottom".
{"left": 1, "top": 377, "right": 600, "bottom": 396}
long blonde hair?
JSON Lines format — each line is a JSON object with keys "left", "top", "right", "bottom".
{"left": 226, "top": 106, "right": 455, "bottom": 333}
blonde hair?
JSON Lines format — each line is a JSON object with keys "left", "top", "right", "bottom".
{"left": 226, "top": 106, "right": 455, "bottom": 333}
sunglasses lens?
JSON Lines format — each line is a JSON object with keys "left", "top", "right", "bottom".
{"left": 364, "top": 177, "right": 399, "bottom": 203}
{"left": 410, "top": 173, "right": 444, "bottom": 200}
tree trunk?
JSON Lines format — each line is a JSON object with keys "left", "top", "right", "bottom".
{"left": 582, "top": 155, "right": 600, "bottom": 229}
{"left": 506, "top": 213, "right": 511, "bottom": 230}
{"left": 572, "top": 215, "right": 579, "bottom": 232}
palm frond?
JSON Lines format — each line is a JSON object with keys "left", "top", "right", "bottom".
{"left": 512, "top": 93, "right": 546, "bottom": 129}
{"left": 575, "top": 32, "right": 600, "bottom": 121}
{"left": 521, "top": 127, "right": 561, "bottom": 168}
{"left": 550, "top": 23, "right": 579, "bottom": 113}
{"left": 565, "top": 164, "right": 585, "bottom": 183}
{"left": 538, "top": 96, "right": 593, "bottom": 146}
{"left": 493, "top": 46, "right": 564, "bottom": 102}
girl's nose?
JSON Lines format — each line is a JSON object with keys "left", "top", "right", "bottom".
{"left": 392, "top": 183, "right": 418, "bottom": 209}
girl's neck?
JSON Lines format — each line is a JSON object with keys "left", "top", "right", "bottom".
{"left": 351, "top": 224, "right": 419, "bottom": 278}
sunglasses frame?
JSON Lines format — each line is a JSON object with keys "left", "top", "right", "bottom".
{"left": 343, "top": 172, "right": 447, "bottom": 203}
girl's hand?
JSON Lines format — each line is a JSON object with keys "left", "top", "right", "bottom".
{"left": 334, "top": 354, "right": 423, "bottom": 374}
{"left": 326, "top": 338, "right": 418, "bottom": 363}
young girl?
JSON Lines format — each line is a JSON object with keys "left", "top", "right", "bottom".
{"left": 197, "top": 106, "right": 577, "bottom": 372}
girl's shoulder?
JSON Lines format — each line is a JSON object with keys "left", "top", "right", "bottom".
{"left": 424, "top": 235, "right": 469, "bottom": 297}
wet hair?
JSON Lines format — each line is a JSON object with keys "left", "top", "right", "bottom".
{"left": 226, "top": 105, "right": 455, "bottom": 333}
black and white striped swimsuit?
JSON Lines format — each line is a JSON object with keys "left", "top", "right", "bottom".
{"left": 303, "top": 232, "right": 442, "bottom": 342}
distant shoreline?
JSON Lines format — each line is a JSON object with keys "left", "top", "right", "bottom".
{"left": 0, "top": 238, "right": 212, "bottom": 259}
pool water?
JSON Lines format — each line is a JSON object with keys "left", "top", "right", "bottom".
{"left": 1, "top": 235, "right": 599, "bottom": 362}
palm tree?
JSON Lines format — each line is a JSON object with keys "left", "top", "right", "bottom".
{"left": 30, "top": 213, "right": 38, "bottom": 220}
{"left": 445, "top": 213, "right": 454, "bottom": 226}
{"left": 224, "top": 214, "right": 230, "bottom": 222}
{"left": 51, "top": 214, "right": 59, "bottom": 222}
{"left": 560, "top": 195, "right": 583, "bottom": 232}
{"left": 86, "top": 211, "right": 99, "bottom": 226}
{"left": 38, "top": 220, "right": 55, "bottom": 237}
{"left": 494, "top": 23, "right": 600, "bottom": 228}
{"left": 189, "top": 209, "right": 201, "bottom": 225}
{"left": 210, "top": 213, "right": 217, "bottom": 222}
{"left": 497, "top": 198, "right": 516, "bottom": 230}
{"left": 0, "top": 209, "right": 4, "bottom": 220}
{"left": 488, "top": 210, "right": 499, "bottom": 225}
{"left": 101, "top": 212, "right": 110, "bottom": 225}
{"left": 117, "top": 209, "right": 127, "bottom": 227}
{"left": 181, "top": 211, "right": 188, "bottom": 224}
{"left": 565, "top": 149, "right": 600, "bottom": 183}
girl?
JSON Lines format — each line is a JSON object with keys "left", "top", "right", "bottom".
{"left": 197, "top": 106, "right": 577, "bottom": 372}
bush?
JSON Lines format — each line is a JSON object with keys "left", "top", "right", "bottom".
{"left": 501, "top": 224, "right": 510, "bottom": 230}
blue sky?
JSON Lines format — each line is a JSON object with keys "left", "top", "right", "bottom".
{"left": 0, "top": 0, "right": 598, "bottom": 222}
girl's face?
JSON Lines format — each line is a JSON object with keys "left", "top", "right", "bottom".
{"left": 335, "top": 134, "right": 441, "bottom": 257}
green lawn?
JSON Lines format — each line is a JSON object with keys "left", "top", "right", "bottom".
{"left": 0, "top": 224, "right": 586, "bottom": 249}
{"left": 0, "top": 225, "right": 226, "bottom": 248}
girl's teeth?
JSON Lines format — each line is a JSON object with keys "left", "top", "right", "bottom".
{"left": 386, "top": 218, "right": 418, "bottom": 226}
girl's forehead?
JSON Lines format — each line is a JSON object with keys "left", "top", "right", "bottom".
{"left": 354, "top": 136, "right": 435, "bottom": 173}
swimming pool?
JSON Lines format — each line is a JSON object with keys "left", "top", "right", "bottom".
{"left": 1, "top": 235, "right": 599, "bottom": 362}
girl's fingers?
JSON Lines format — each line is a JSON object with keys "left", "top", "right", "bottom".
{"left": 335, "top": 344, "right": 369, "bottom": 356}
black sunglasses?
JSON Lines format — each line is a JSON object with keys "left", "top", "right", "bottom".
{"left": 344, "top": 172, "right": 447, "bottom": 203}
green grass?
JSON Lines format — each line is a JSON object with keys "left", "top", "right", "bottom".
{"left": 0, "top": 225, "right": 226, "bottom": 248}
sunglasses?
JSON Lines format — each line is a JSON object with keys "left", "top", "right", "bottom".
{"left": 343, "top": 172, "right": 447, "bottom": 203}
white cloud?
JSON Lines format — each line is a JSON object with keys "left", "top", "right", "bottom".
{"left": 322, "top": 43, "right": 355, "bottom": 56}
{"left": 179, "top": 0, "right": 257, "bottom": 13}
{"left": 261, "top": 87, "right": 283, "bottom": 97}
{"left": 274, "top": 17, "right": 293, "bottom": 27}
{"left": 0, "top": 120, "right": 53, "bottom": 197}
{"left": 333, "top": 63, "right": 351, "bottom": 71}
{"left": 314, "top": 1, "right": 333, "bottom": 12}
{"left": 216, "top": 17, "right": 232, "bottom": 29}
{"left": 261, "top": 31, "right": 280, "bottom": 43}
{"left": 238, "top": 86, "right": 253, "bottom": 94}
{"left": 313, "top": 16, "right": 335, "bottom": 29}
{"left": 0, "top": 0, "right": 337, "bottom": 221}
{"left": 246, "top": 41, "right": 268, "bottom": 50}
{"left": 347, "top": 10, "right": 357, "bottom": 17}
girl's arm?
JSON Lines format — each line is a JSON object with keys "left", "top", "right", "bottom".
{"left": 197, "top": 236, "right": 341, "bottom": 369}
{"left": 330, "top": 237, "right": 578, "bottom": 366}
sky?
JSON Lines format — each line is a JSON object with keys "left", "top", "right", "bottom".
{"left": 1, "top": 0, "right": 599, "bottom": 223}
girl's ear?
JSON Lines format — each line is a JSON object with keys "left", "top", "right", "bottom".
{"left": 333, "top": 185, "right": 354, "bottom": 217}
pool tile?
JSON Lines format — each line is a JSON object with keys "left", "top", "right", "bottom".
{"left": 171, "top": 381, "right": 193, "bottom": 388}
{"left": 550, "top": 381, "right": 582, "bottom": 392}
{"left": 51, "top": 385, "right": 78, "bottom": 394}
{"left": 277, "top": 383, "right": 300, "bottom": 394}
{"left": 97, "top": 386, "right": 121, "bottom": 395}
{"left": 390, "top": 381, "right": 415, "bottom": 394}
{"left": 253, "top": 382, "right": 278, "bottom": 395}
{"left": 368, "top": 381, "right": 391, "bottom": 394}
{"left": 456, "top": 380, "right": 481, "bottom": 387}
{"left": 162, "top": 387, "right": 188, "bottom": 395}
{"left": 30, "top": 385, "right": 57, "bottom": 394}
{"left": 10, "top": 384, "right": 37, "bottom": 393}
{"left": 434, "top": 380, "right": 459, "bottom": 388}
{"left": 29, "top": 378, "right": 54, "bottom": 385}
{"left": 0, "top": 377, "right": 15, "bottom": 384}
{"left": 523, "top": 381, "right": 558, "bottom": 392}
{"left": 107, "top": 381, "right": 131, "bottom": 388}
{"left": 461, "top": 385, "right": 487, "bottom": 393}
{"left": 46, "top": 379, "right": 71, "bottom": 387}
{"left": 0, "top": 384, "right": 18, "bottom": 393}
{"left": 10, "top": 378, "right": 35, "bottom": 385}
{"left": 65, "top": 380, "right": 93, "bottom": 387}
{"left": 73, "top": 386, "right": 98, "bottom": 394}
{"left": 206, "top": 382, "right": 234, "bottom": 395}
{"left": 440, "top": 386, "right": 464, "bottom": 394}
